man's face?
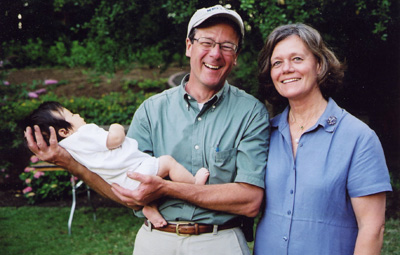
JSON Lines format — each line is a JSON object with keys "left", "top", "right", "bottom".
{"left": 186, "top": 22, "right": 239, "bottom": 90}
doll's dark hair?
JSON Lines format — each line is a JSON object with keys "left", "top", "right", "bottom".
{"left": 23, "top": 101, "right": 72, "bottom": 145}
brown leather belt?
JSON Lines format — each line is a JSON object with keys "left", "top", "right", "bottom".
{"left": 144, "top": 219, "right": 241, "bottom": 236}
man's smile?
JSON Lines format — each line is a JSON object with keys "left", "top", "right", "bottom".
{"left": 204, "top": 63, "right": 222, "bottom": 70}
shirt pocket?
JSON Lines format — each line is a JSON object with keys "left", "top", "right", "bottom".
{"left": 208, "top": 147, "right": 237, "bottom": 184}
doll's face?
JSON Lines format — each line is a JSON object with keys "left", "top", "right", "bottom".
{"left": 52, "top": 107, "right": 86, "bottom": 136}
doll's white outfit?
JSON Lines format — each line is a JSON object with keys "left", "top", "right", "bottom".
{"left": 59, "top": 123, "right": 159, "bottom": 189}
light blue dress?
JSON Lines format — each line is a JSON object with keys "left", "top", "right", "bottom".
{"left": 254, "top": 98, "right": 392, "bottom": 255}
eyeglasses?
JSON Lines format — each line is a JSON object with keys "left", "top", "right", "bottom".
{"left": 193, "top": 37, "right": 238, "bottom": 54}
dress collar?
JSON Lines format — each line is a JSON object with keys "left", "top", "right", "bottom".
{"left": 272, "top": 98, "right": 344, "bottom": 133}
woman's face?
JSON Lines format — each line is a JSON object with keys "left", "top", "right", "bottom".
{"left": 270, "top": 35, "right": 321, "bottom": 101}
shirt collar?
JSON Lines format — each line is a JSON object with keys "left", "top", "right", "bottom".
{"left": 180, "top": 73, "right": 226, "bottom": 106}
{"left": 271, "top": 98, "right": 344, "bottom": 133}
{"left": 318, "top": 98, "right": 344, "bottom": 132}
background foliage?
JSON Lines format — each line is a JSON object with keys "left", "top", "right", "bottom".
{"left": 0, "top": 0, "right": 399, "bottom": 216}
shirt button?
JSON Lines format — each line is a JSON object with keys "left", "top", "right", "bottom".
{"left": 194, "top": 145, "right": 200, "bottom": 150}
{"left": 283, "top": 236, "right": 288, "bottom": 241}
{"left": 290, "top": 190, "right": 294, "bottom": 194}
{"left": 212, "top": 105, "right": 216, "bottom": 109}
{"left": 188, "top": 96, "right": 192, "bottom": 100}
{"left": 287, "top": 210, "right": 291, "bottom": 215}
{"left": 197, "top": 117, "right": 202, "bottom": 121}
{"left": 186, "top": 104, "right": 189, "bottom": 108}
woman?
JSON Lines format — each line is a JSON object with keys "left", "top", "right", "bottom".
{"left": 254, "top": 23, "right": 392, "bottom": 255}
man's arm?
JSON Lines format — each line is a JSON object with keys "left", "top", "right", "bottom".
{"left": 25, "top": 125, "right": 140, "bottom": 209}
{"left": 351, "top": 192, "right": 386, "bottom": 255}
{"left": 112, "top": 172, "right": 264, "bottom": 217}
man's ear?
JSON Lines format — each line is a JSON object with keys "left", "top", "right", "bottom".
{"left": 185, "top": 38, "right": 192, "bottom": 57}
{"left": 58, "top": 128, "right": 70, "bottom": 138}
{"left": 233, "top": 50, "right": 240, "bottom": 66}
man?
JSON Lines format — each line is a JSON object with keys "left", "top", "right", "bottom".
{"left": 26, "top": 5, "right": 270, "bottom": 255}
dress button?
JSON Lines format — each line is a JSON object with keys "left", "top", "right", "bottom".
{"left": 197, "top": 117, "right": 202, "bottom": 121}
{"left": 188, "top": 96, "right": 191, "bottom": 100}
{"left": 194, "top": 145, "right": 200, "bottom": 150}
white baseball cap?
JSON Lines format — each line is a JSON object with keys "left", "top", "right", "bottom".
{"left": 187, "top": 5, "right": 244, "bottom": 39}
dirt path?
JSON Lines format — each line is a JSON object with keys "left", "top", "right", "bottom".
{"left": 6, "top": 66, "right": 190, "bottom": 98}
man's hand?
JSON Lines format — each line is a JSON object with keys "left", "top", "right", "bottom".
{"left": 112, "top": 172, "right": 264, "bottom": 217}
{"left": 111, "top": 172, "right": 166, "bottom": 207}
{"left": 25, "top": 125, "right": 68, "bottom": 164}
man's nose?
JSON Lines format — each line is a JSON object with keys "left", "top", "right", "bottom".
{"left": 208, "top": 43, "right": 223, "bottom": 57}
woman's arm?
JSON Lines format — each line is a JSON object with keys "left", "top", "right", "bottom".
{"left": 351, "top": 192, "right": 387, "bottom": 255}
{"left": 106, "top": 123, "right": 126, "bottom": 149}
{"left": 25, "top": 125, "right": 140, "bottom": 210}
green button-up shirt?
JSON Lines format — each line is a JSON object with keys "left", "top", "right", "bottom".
{"left": 127, "top": 75, "right": 270, "bottom": 224}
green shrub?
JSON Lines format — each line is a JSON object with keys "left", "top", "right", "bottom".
{"left": 19, "top": 156, "right": 72, "bottom": 204}
{"left": 48, "top": 39, "right": 68, "bottom": 66}
{"left": 0, "top": 72, "right": 168, "bottom": 204}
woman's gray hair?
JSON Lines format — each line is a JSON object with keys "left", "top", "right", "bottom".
{"left": 258, "top": 23, "right": 345, "bottom": 105}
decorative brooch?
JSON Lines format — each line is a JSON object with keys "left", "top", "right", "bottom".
{"left": 327, "top": 116, "right": 337, "bottom": 126}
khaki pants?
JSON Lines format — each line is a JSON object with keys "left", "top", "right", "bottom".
{"left": 133, "top": 224, "right": 250, "bottom": 255}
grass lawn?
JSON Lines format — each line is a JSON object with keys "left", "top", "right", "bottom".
{"left": 1, "top": 206, "right": 140, "bottom": 255}
{"left": 1, "top": 206, "right": 399, "bottom": 255}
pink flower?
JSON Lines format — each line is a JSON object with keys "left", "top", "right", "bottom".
{"left": 44, "top": 79, "right": 58, "bottom": 85}
{"left": 30, "top": 155, "right": 39, "bottom": 163}
{"left": 35, "top": 88, "right": 47, "bottom": 94}
{"left": 33, "top": 171, "right": 45, "bottom": 179}
{"left": 3, "top": 81, "right": 9, "bottom": 86}
{"left": 5, "top": 174, "right": 9, "bottom": 178}
{"left": 28, "top": 92, "right": 39, "bottom": 98}
{"left": 23, "top": 186, "right": 32, "bottom": 194}
{"left": 70, "top": 176, "right": 78, "bottom": 183}
{"left": 1, "top": 168, "right": 5, "bottom": 172}
{"left": 25, "top": 178, "right": 31, "bottom": 184}
{"left": 24, "top": 167, "right": 35, "bottom": 172}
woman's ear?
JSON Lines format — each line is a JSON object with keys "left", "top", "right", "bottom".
{"left": 317, "top": 61, "right": 322, "bottom": 75}
{"left": 58, "top": 128, "right": 71, "bottom": 138}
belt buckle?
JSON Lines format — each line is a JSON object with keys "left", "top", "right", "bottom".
{"left": 175, "top": 221, "right": 192, "bottom": 236}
